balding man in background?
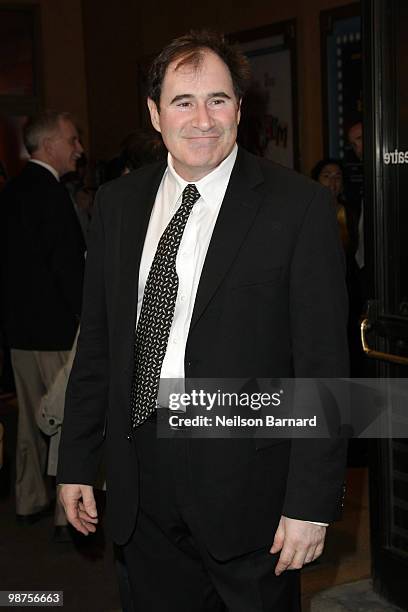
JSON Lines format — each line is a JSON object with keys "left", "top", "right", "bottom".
{"left": 0, "top": 111, "right": 85, "bottom": 540}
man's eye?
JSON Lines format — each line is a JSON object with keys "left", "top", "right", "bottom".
{"left": 211, "top": 99, "right": 225, "bottom": 105}
{"left": 177, "top": 101, "right": 192, "bottom": 108}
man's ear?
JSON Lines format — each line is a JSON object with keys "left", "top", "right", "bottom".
{"left": 42, "top": 136, "right": 54, "bottom": 159}
{"left": 147, "top": 98, "right": 161, "bottom": 133}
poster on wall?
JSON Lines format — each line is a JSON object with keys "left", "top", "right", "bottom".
{"left": 230, "top": 22, "right": 299, "bottom": 170}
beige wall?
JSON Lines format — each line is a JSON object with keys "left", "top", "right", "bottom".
{"left": 81, "top": 0, "right": 142, "bottom": 161}
{"left": 40, "top": 0, "right": 89, "bottom": 147}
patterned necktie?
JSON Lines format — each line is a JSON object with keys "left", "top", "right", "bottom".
{"left": 130, "top": 183, "right": 201, "bottom": 427}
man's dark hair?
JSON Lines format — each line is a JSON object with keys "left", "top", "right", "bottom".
{"left": 148, "top": 30, "right": 251, "bottom": 108}
{"left": 23, "top": 110, "right": 74, "bottom": 155}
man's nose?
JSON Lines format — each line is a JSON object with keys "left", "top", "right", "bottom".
{"left": 193, "top": 103, "right": 215, "bottom": 130}
{"left": 77, "top": 141, "right": 84, "bottom": 154}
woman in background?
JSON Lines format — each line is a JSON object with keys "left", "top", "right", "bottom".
{"left": 311, "top": 158, "right": 357, "bottom": 256}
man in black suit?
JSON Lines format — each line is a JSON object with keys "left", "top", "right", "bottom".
{"left": 0, "top": 111, "right": 85, "bottom": 535}
{"left": 58, "top": 32, "right": 348, "bottom": 610}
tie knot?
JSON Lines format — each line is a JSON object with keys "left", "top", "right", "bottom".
{"left": 182, "top": 184, "right": 200, "bottom": 205}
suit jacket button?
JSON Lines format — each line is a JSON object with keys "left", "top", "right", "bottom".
{"left": 126, "top": 434, "right": 132, "bottom": 442}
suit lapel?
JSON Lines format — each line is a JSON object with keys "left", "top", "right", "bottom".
{"left": 118, "top": 162, "right": 166, "bottom": 336}
{"left": 190, "top": 148, "right": 264, "bottom": 331}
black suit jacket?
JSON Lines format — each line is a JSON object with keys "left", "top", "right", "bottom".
{"left": 0, "top": 162, "right": 85, "bottom": 350}
{"left": 58, "top": 148, "right": 349, "bottom": 559}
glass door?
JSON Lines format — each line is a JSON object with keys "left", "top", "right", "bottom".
{"left": 363, "top": 0, "right": 408, "bottom": 608}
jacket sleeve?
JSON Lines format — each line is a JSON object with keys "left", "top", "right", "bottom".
{"left": 283, "top": 185, "right": 349, "bottom": 522}
{"left": 57, "top": 189, "right": 108, "bottom": 485}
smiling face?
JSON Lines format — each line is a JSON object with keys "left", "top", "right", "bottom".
{"left": 46, "top": 118, "right": 84, "bottom": 177}
{"left": 147, "top": 50, "right": 241, "bottom": 181}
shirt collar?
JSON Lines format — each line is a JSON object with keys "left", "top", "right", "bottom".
{"left": 29, "top": 159, "right": 60, "bottom": 182}
{"left": 166, "top": 144, "right": 238, "bottom": 208}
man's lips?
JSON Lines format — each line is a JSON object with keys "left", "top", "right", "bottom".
{"left": 183, "top": 134, "right": 221, "bottom": 139}
{"left": 183, "top": 135, "right": 221, "bottom": 143}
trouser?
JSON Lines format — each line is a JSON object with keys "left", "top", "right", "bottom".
{"left": 11, "top": 349, "right": 70, "bottom": 524}
{"left": 121, "top": 416, "right": 301, "bottom": 612}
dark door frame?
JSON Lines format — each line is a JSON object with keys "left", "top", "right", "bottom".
{"left": 363, "top": 0, "right": 408, "bottom": 609}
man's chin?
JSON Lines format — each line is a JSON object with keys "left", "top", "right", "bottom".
{"left": 186, "top": 149, "right": 225, "bottom": 168}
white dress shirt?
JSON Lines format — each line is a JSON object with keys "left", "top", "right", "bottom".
{"left": 136, "top": 144, "right": 237, "bottom": 383}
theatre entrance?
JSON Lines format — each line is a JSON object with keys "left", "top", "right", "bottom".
{"left": 363, "top": 0, "right": 408, "bottom": 609}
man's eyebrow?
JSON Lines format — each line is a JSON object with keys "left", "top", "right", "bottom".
{"left": 169, "top": 92, "right": 232, "bottom": 104}
{"left": 208, "top": 91, "right": 232, "bottom": 99}
{"left": 170, "top": 94, "right": 194, "bottom": 104}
